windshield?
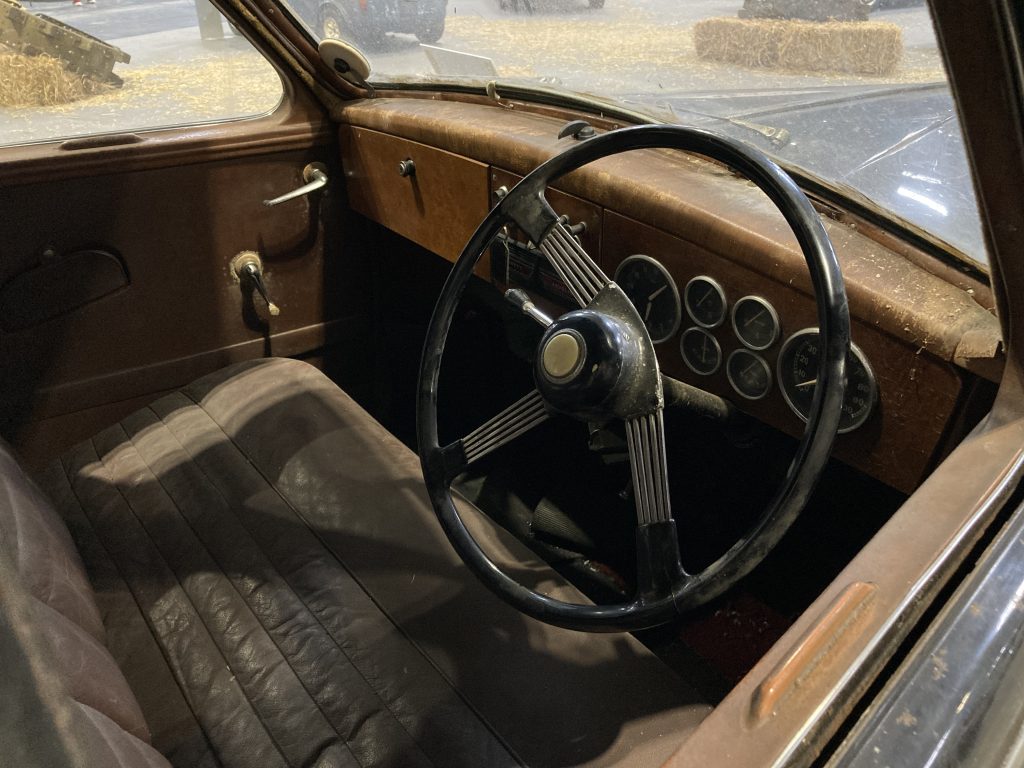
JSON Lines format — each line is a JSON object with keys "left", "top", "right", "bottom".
{"left": 285, "top": 0, "right": 986, "bottom": 270}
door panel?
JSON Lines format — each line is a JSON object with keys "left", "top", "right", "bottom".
{"left": 0, "top": 89, "right": 370, "bottom": 468}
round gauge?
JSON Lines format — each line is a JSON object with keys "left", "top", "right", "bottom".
{"left": 680, "top": 327, "right": 722, "bottom": 375}
{"left": 726, "top": 349, "right": 772, "bottom": 400}
{"left": 732, "top": 296, "right": 780, "bottom": 350}
{"left": 614, "top": 255, "right": 682, "bottom": 344}
{"left": 684, "top": 276, "right": 727, "bottom": 329}
{"left": 777, "top": 328, "right": 878, "bottom": 434}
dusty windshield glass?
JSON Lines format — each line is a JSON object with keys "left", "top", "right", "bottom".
{"left": 286, "top": 0, "right": 986, "bottom": 270}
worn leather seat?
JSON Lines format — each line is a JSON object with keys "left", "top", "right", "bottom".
{"left": 4, "top": 358, "right": 709, "bottom": 767}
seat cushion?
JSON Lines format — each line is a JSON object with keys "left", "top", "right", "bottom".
{"left": 0, "top": 438, "right": 160, "bottom": 764}
{"left": 0, "top": 548, "right": 170, "bottom": 768}
{"left": 0, "top": 442, "right": 106, "bottom": 643}
{"left": 40, "top": 358, "right": 709, "bottom": 768}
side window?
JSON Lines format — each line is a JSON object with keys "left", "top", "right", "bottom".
{"left": 0, "top": 0, "right": 283, "bottom": 146}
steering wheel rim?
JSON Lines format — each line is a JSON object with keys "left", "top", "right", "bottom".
{"left": 418, "top": 124, "right": 850, "bottom": 632}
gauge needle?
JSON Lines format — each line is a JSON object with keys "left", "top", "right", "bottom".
{"left": 644, "top": 302, "right": 653, "bottom": 322}
{"left": 700, "top": 336, "right": 709, "bottom": 362}
{"left": 648, "top": 285, "right": 668, "bottom": 301}
{"left": 743, "top": 362, "right": 761, "bottom": 379}
{"left": 696, "top": 289, "right": 715, "bottom": 308}
{"left": 744, "top": 309, "right": 767, "bottom": 327}
{"left": 795, "top": 378, "right": 817, "bottom": 388}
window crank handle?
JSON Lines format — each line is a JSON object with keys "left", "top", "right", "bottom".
{"left": 231, "top": 251, "right": 280, "bottom": 317}
{"left": 240, "top": 262, "right": 280, "bottom": 316}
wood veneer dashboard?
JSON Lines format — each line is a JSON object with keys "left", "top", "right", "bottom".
{"left": 336, "top": 97, "right": 1000, "bottom": 494}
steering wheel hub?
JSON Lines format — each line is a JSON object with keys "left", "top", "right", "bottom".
{"left": 540, "top": 330, "right": 586, "bottom": 381}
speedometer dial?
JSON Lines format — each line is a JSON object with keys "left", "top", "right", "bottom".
{"left": 778, "top": 329, "right": 878, "bottom": 434}
{"left": 614, "top": 255, "right": 682, "bottom": 344}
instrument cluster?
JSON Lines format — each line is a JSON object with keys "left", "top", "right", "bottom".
{"left": 614, "top": 254, "right": 877, "bottom": 433}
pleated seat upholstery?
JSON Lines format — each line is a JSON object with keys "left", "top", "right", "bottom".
{"left": 18, "top": 357, "right": 708, "bottom": 767}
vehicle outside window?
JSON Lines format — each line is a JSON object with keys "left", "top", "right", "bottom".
{"left": 0, "top": 0, "right": 282, "bottom": 146}
{"left": 280, "top": 0, "right": 986, "bottom": 271}
{"left": 287, "top": 0, "right": 448, "bottom": 46}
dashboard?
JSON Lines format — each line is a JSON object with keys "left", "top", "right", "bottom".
{"left": 337, "top": 99, "right": 1001, "bottom": 494}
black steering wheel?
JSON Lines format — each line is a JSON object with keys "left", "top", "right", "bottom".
{"left": 418, "top": 124, "right": 850, "bottom": 632}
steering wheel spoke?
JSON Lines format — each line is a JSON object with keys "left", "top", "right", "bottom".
{"left": 625, "top": 411, "right": 673, "bottom": 525}
{"left": 537, "top": 221, "right": 610, "bottom": 307}
{"left": 626, "top": 410, "right": 687, "bottom": 599}
{"left": 452, "top": 389, "right": 550, "bottom": 468}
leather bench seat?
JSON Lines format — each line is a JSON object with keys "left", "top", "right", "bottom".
{"left": 5, "top": 358, "right": 709, "bottom": 767}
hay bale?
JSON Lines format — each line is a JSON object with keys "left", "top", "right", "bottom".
{"left": 0, "top": 52, "right": 110, "bottom": 107}
{"left": 693, "top": 17, "right": 902, "bottom": 76}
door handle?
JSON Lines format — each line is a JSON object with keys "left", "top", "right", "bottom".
{"left": 263, "top": 163, "right": 328, "bottom": 207}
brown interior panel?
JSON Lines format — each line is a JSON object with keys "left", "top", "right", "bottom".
{"left": 0, "top": 144, "right": 370, "bottom": 466}
{"left": 339, "top": 125, "right": 491, "bottom": 275}
{"left": 0, "top": 248, "right": 128, "bottom": 332}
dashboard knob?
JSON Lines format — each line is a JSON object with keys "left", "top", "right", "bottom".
{"left": 398, "top": 159, "right": 416, "bottom": 178}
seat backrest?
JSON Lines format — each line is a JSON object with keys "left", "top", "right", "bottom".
{"left": 0, "top": 441, "right": 170, "bottom": 768}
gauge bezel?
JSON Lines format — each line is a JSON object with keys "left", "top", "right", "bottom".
{"left": 683, "top": 275, "right": 728, "bottom": 329}
{"left": 731, "top": 295, "right": 781, "bottom": 351}
{"left": 613, "top": 254, "right": 682, "bottom": 344}
{"left": 680, "top": 327, "right": 722, "bottom": 376}
{"left": 777, "top": 328, "right": 878, "bottom": 434}
{"left": 726, "top": 349, "right": 772, "bottom": 400}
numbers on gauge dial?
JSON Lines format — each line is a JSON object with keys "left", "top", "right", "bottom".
{"left": 684, "top": 276, "right": 727, "bottom": 328}
{"left": 680, "top": 327, "right": 722, "bottom": 375}
{"left": 777, "top": 329, "right": 878, "bottom": 434}
{"left": 613, "top": 255, "right": 682, "bottom": 344}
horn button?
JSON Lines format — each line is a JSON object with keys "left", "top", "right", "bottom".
{"left": 541, "top": 330, "right": 587, "bottom": 381}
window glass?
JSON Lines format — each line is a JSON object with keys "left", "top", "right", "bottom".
{"left": 0, "top": 0, "right": 282, "bottom": 146}
{"left": 279, "top": 0, "right": 985, "bottom": 270}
